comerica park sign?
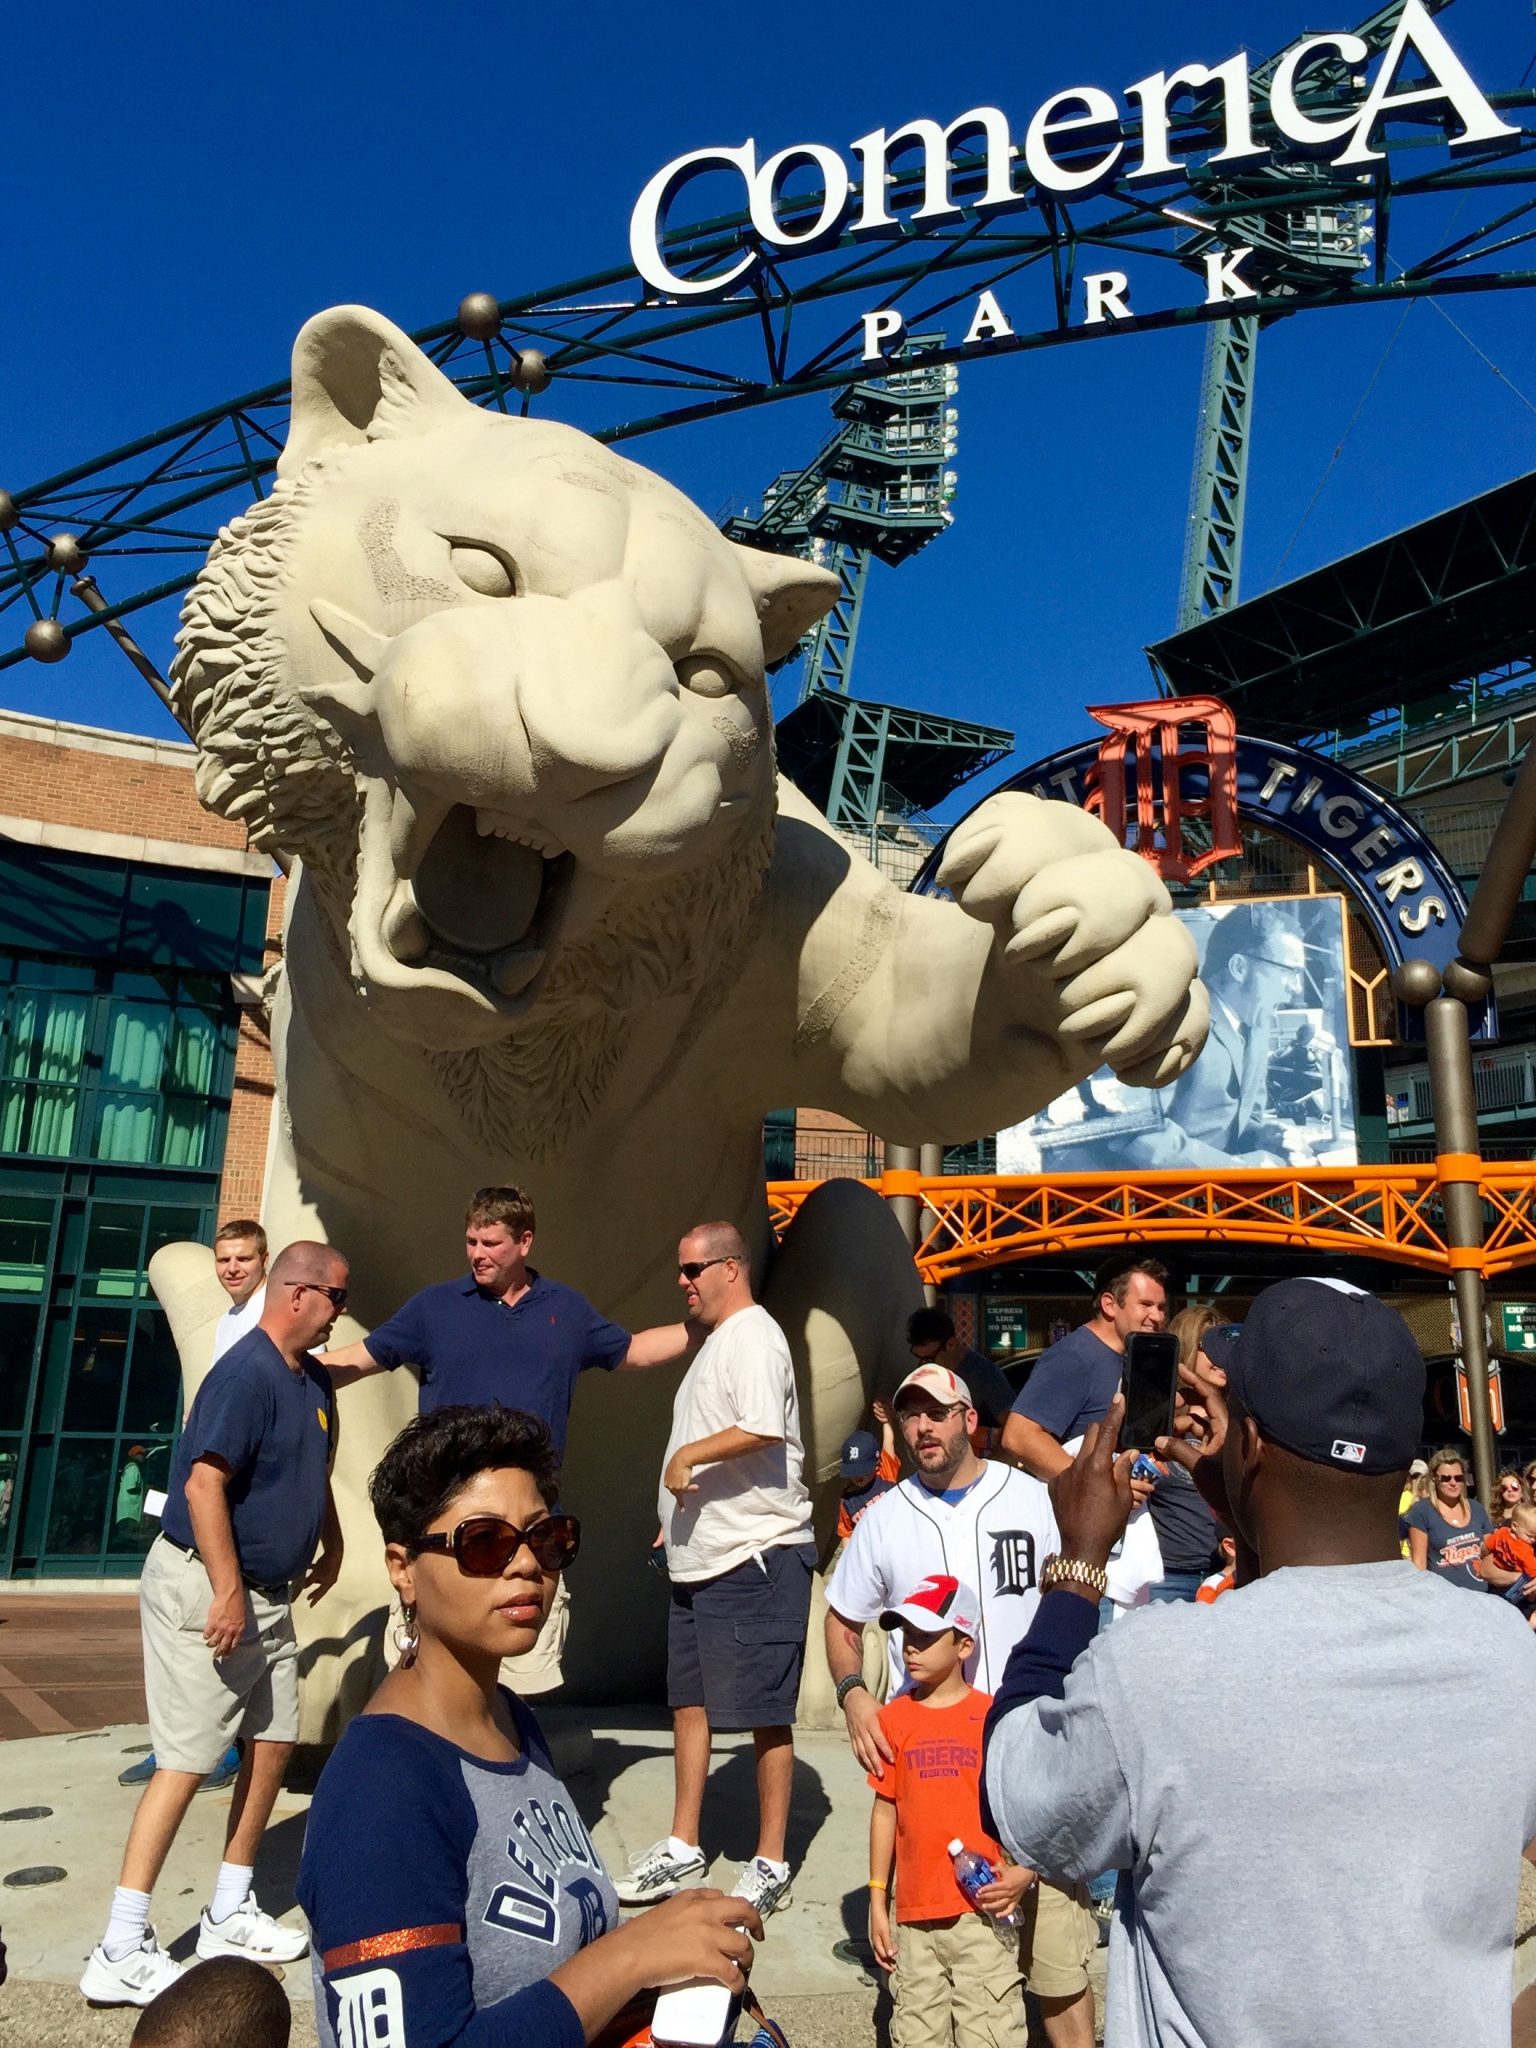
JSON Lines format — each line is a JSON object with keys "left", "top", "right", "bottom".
{"left": 630, "top": 0, "right": 1515, "bottom": 344}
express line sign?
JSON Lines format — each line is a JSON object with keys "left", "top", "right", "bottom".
{"left": 629, "top": 0, "right": 1517, "bottom": 346}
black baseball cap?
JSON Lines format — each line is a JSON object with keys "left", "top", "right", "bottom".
{"left": 1199, "top": 1277, "right": 1424, "bottom": 1475}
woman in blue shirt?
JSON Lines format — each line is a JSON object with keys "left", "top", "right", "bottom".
{"left": 298, "top": 1406, "right": 759, "bottom": 2048}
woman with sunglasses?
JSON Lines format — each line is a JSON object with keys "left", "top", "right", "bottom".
{"left": 297, "top": 1406, "right": 760, "bottom": 2048}
{"left": 1405, "top": 1446, "right": 1492, "bottom": 1592}
{"left": 1493, "top": 1468, "right": 1529, "bottom": 1527}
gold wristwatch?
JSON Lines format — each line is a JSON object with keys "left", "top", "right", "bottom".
{"left": 1040, "top": 1553, "right": 1109, "bottom": 1597}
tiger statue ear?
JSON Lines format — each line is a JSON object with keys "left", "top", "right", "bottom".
{"left": 732, "top": 542, "right": 840, "bottom": 667}
{"left": 279, "top": 304, "right": 469, "bottom": 477}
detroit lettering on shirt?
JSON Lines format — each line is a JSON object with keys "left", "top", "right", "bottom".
{"left": 827, "top": 1462, "right": 1058, "bottom": 1694}
{"left": 298, "top": 1691, "right": 617, "bottom": 2048}
{"left": 160, "top": 1329, "right": 334, "bottom": 1586}
{"left": 363, "top": 1274, "right": 630, "bottom": 1454}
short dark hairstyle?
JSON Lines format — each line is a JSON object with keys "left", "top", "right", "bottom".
{"left": 369, "top": 1405, "right": 560, "bottom": 1548}
{"left": 131, "top": 1957, "right": 290, "bottom": 2048}
{"left": 1093, "top": 1254, "right": 1171, "bottom": 1306}
{"left": 908, "top": 1307, "right": 955, "bottom": 1347}
{"left": 466, "top": 1185, "right": 537, "bottom": 1236}
{"left": 1202, "top": 904, "right": 1300, "bottom": 986}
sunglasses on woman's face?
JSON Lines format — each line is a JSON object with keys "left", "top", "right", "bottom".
{"left": 413, "top": 1512, "right": 580, "bottom": 1577}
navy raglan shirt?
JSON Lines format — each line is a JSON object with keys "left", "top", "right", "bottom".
{"left": 363, "top": 1274, "right": 631, "bottom": 1453}
{"left": 298, "top": 1691, "right": 617, "bottom": 2048}
{"left": 159, "top": 1330, "right": 334, "bottom": 1586}
{"left": 1008, "top": 1323, "right": 1121, "bottom": 1443}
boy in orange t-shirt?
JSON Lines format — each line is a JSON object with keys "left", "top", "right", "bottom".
{"left": 1483, "top": 1502, "right": 1536, "bottom": 1628}
{"left": 867, "top": 1575, "right": 1034, "bottom": 2047}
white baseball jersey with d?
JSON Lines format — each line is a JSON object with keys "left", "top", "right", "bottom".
{"left": 827, "top": 1463, "right": 1060, "bottom": 1693}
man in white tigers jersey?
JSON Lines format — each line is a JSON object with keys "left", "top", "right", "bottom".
{"left": 824, "top": 1364, "right": 1097, "bottom": 2048}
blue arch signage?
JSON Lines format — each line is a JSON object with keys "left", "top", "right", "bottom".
{"left": 916, "top": 730, "right": 1492, "bottom": 1041}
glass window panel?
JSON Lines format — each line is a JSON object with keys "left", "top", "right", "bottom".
{"left": 62, "top": 1308, "right": 132, "bottom": 1433}
{"left": 145, "top": 1207, "right": 205, "bottom": 1264}
{"left": 45, "top": 1438, "right": 113, "bottom": 1561}
{"left": 0, "top": 991, "right": 88, "bottom": 1158}
{"left": 123, "top": 1310, "right": 184, "bottom": 1436}
{"left": 107, "top": 1437, "right": 170, "bottom": 1557}
{"left": 93, "top": 1093, "right": 161, "bottom": 1164}
{"left": 0, "top": 1435, "right": 20, "bottom": 1539}
{"left": 0, "top": 1194, "right": 53, "bottom": 1295}
{"left": 82, "top": 1204, "right": 144, "bottom": 1300}
{"left": 0, "top": 1302, "right": 42, "bottom": 1432}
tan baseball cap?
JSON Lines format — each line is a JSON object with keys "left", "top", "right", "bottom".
{"left": 893, "top": 1364, "right": 971, "bottom": 1410}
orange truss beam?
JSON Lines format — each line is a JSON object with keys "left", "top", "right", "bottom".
{"left": 765, "top": 1167, "right": 1536, "bottom": 1283}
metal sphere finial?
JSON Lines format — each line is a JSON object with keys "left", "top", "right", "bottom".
{"left": 24, "top": 619, "right": 69, "bottom": 664}
{"left": 512, "top": 348, "right": 552, "bottom": 395}
{"left": 1390, "top": 958, "right": 1443, "bottom": 1008}
{"left": 457, "top": 293, "right": 502, "bottom": 341}
{"left": 0, "top": 492, "right": 17, "bottom": 534}
{"left": 1441, "top": 958, "right": 1494, "bottom": 1005}
{"left": 45, "top": 532, "right": 87, "bottom": 574}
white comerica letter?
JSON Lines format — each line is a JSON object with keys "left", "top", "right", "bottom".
{"left": 630, "top": 143, "right": 759, "bottom": 297}
{"left": 862, "top": 309, "right": 906, "bottom": 360}
{"left": 748, "top": 143, "right": 851, "bottom": 249}
{"left": 1025, "top": 87, "right": 1125, "bottom": 194}
{"left": 851, "top": 108, "right": 1017, "bottom": 230}
{"left": 1127, "top": 58, "right": 1266, "bottom": 180}
{"left": 1334, "top": 0, "right": 1520, "bottom": 167}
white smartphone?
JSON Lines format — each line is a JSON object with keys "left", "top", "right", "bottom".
{"left": 649, "top": 1982, "right": 736, "bottom": 2048}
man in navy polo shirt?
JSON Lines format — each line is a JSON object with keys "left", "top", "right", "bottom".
{"left": 319, "top": 1185, "right": 692, "bottom": 1688}
{"left": 81, "top": 1240, "right": 346, "bottom": 2008}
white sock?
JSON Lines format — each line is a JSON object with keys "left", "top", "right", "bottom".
{"left": 103, "top": 1885, "right": 151, "bottom": 1961}
{"left": 208, "top": 1861, "right": 255, "bottom": 1924}
{"left": 668, "top": 1834, "right": 701, "bottom": 1860}
{"left": 758, "top": 1855, "right": 789, "bottom": 1879}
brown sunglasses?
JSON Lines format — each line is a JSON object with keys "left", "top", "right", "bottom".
{"left": 412, "top": 1513, "right": 581, "bottom": 1577}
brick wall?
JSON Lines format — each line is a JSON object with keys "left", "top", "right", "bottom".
{"left": 0, "top": 720, "right": 246, "bottom": 850}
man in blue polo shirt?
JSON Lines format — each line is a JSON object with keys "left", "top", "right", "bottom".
{"left": 81, "top": 1240, "right": 346, "bottom": 2008}
{"left": 319, "top": 1185, "right": 690, "bottom": 1445}
{"left": 319, "top": 1185, "right": 692, "bottom": 1689}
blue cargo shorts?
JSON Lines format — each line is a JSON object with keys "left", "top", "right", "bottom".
{"left": 666, "top": 1541, "right": 816, "bottom": 1731}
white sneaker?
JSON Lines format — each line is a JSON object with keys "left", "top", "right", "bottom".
{"left": 80, "top": 1929, "right": 184, "bottom": 2006}
{"left": 730, "top": 1856, "right": 792, "bottom": 1917}
{"left": 196, "top": 1894, "right": 309, "bottom": 1963}
{"left": 614, "top": 1839, "right": 708, "bottom": 1907}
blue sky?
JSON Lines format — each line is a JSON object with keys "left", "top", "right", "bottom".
{"left": 1, "top": 0, "right": 1532, "bottom": 806}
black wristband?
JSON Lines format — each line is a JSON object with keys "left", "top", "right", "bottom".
{"left": 836, "top": 1673, "right": 870, "bottom": 1709}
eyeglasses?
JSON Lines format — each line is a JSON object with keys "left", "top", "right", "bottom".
{"left": 679, "top": 1258, "right": 729, "bottom": 1281}
{"left": 412, "top": 1513, "right": 581, "bottom": 1577}
{"left": 295, "top": 1282, "right": 348, "bottom": 1309}
{"left": 1249, "top": 954, "right": 1305, "bottom": 976}
{"left": 1439, "top": 1473, "right": 1466, "bottom": 1485}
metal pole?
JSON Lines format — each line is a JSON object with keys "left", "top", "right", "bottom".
{"left": 918, "top": 1142, "right": 945, "bottom": 1307}
{"left": 1423, "top": 993, "right": 1498, "bottom": 1509}
{"left": 69, "top": 573, "right": 188, "bottom": 730}
{"left": 884, "top": 1143, "right": 922, "bottom": 1250}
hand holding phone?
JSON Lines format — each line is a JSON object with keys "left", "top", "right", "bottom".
{"left": 1120, "top": 1332, "right": 1180, "bottom": 1452}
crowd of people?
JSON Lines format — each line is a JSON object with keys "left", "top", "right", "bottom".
{"left": 68, "top": 1197, "right": 1536, "bottom": 2048}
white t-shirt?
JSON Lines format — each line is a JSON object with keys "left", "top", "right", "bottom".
{"left": 659, "top": 1304, "right": 812, "bottom": 1583}
{"left": 826, "top": 1462, "right": 1059, "bottom": 1694}
{"left": 211, "top": 1283, "right": 266, "bottom": 1364}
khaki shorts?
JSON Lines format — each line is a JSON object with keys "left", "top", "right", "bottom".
{"left": 891, "top": 1910, "right": 1027, "bottom": 2048}
{"left": 497, "top": 1572, "right": 570, "bottom": 1697}
{"left": 1014, "top": 1877, "right": 1097, "bottom": 2000}
{"left": 139, "top": 1536, "right": 298, "bottom": 1773}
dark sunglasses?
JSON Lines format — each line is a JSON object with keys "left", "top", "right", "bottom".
{"left": 679, "top": 1258, "right": 729, "bottom": 1280}
{"left": 296, "top": 1282, "right": 348, "bottom": 1309}
{"left": 413, "top": 1512, "right": 580, "bottom": 1577}
{"left": 1439, "top": 1473, "right": 1466, "bottom": 1484}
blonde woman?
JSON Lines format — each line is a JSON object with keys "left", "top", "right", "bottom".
{"left": 1405, "top": 1447, "right": 1491, "bottom": 1591}
{"left": 1146, "top": 1306, "right": 1227, "bottom": 1605}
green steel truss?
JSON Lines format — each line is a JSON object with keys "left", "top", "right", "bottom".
{"left": 1174, "top": 0, "right": 1448, "bottom": 633}
{"left": 1, "top": 71, "right": 1534, "bottom": 683}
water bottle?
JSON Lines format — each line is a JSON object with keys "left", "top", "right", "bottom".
{"left": 947, "top": 1837, "right": 1021, "bottom": 1931}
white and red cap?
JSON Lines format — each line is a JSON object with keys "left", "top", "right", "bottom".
{"left": 879, "top": 1573, "right": 980, "bottom": 1640}
{"left": 892, "top": 1364, "right": 971, "bottom": 1410}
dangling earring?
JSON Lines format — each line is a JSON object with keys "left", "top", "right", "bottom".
{"left": 392, "top": 1601, "right": 419, "bottom": 1668}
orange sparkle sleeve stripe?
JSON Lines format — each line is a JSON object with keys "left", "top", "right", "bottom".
{"left": 322, "top": 1923, "right": 461, "bottom": 1972}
